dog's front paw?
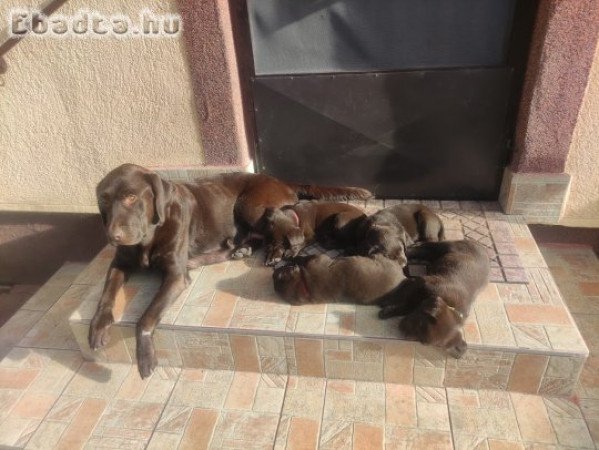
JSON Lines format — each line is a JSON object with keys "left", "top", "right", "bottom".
{"left": 88, "top": 311, "right": 114, "bottom": 350}
{"left": 136, "top": 334, "right": 157, "bottom": 379}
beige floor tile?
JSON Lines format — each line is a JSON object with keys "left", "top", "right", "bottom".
{"left": 510, "top": 393, "right": 556, "bottom": 444}
{"left": 169, "top": 369, "right": 234, "bottom": 409}
{"left": 63, "top": 362, "right": 130, "bottom": 399}
{"left": 179, "top": 408, "right": 219, "bottom": 450}
{"left": 210, "top": 410, "right": 280, "bottom": 449}
{"left": 448, "top": 389, "right": 520, "bottom": 441}
{"left": 386, "top": 427, "right": 453, "bottom": 450}
{"left": 319, "top": 420, "right": 353, "bottom": 450}
{"left": 282, "top": 376, "right": 326, "bottom": 419}
{"left": 146, "top": 430, "right": 183, "bottom": 449}
{"left": 25, "top": 420, "right": 68, "bottom": 449}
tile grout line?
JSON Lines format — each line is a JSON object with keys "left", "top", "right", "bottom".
{"left": 318, "top": 377, "right": 331, "bottom": 448}
{"left": 444, "top": 387, "right": 458, "bottom": 449}
{"left": 506, "top": 389, "right": 526, "bottom": 446}
{"left": 271, "top": 373, "right": 291, "bottom": 450}
{"left": 144, "top": 368, "right": 183, "bottom": 450}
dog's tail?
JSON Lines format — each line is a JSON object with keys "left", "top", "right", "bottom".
{"left": 288, "top": 183, "right": 373, "bottom": 201}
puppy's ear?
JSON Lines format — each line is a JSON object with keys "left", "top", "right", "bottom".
{"left": 400, "top": 313, "right": 431, "bottom": 344}
{"left": 145, "top": 172, "right": 165, "bottom": 226}
{"left": 424, "top": 296, "right": 445, "bottom": 321}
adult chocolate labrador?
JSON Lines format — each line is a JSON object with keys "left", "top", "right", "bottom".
{"left": 90, "top": 163, "right": 371, "bottom": 378}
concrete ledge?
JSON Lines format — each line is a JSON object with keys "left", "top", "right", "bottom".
{"left": 499, "top": 167, "right": 571, "bottom": 224}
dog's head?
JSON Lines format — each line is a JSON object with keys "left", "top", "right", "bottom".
{"left": 264, "top": 208, "right": 305, "bottom": 258}
{"left": 272, "top": 264, "right": 311, "bottom": 304}
{"left": 399, "top": 296, "right": 467, "bottom": 358}
{"left": 96, "top": 164, "right": 167, "bottom": 246}
{"left": 358, "top": 218, "right": 410, "bottom": 266}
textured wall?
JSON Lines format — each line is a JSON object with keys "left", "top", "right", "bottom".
{"left": 177, "top": 0, "right": 252, "bottom": 166}
{"left": 511, "top": 0, "right": 599, "bottom": 174}
{"left": 0, "top": 0, "right": 203, "bottom": 213}
{"left": 561, "top": 42, "right": 599, "bottom": 227}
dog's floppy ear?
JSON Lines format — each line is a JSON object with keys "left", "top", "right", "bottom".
{"left": 145, "top": 172, "right": 166, "bottom": 226}
{"left": 400, "top": 312, "right": 432, "bottom": 344}
{"left": 423, "top": 296, "right": 445, "bottom": 321}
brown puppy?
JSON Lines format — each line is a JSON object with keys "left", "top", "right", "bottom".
{"left": 356, "top": 204, "right": 445, "bottom": 266}
{"left": 273, "top": 254, "right": 405, "bottom": 305}
{"left": 90, "top": 164, "right": 371, "bottom": 378}
{"left": 378, "top": 240, "right": 489, "bottom": 358}
{"left": 264, "top": 201, "right": 366, "bottom": 266}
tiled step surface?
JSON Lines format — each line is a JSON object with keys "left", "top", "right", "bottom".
{"left": 68, "top": 201, "right": 588, "bottom": 396}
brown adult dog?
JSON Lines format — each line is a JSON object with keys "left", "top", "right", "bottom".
{"left": 357, "top": 204, "right": 445, "bottom": 266}
{"left": 272, "top": 254, "right": 405, "bottom": 305}
{"left": 90, "top": 164, "right": 371, "bottom": 378}
{"left": 378, "top": 240, "right": 489, "bottom": 358}
{"left": 264, "top": 201, "right": 366, "bottom": 266}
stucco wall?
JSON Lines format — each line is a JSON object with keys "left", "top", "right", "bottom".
{"left": 0, "top": 0, "right": 203, "bottom": 213}
{"left": 561, "top": 42, "right": 599, "bottom": 227}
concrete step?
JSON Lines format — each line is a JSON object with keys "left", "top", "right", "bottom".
{"left": 68, "top": 201, "right": 589, "bottom": 397}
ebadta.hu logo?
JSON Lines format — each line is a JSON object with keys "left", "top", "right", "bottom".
{"left": 8, "top": 8, "right": 181, "bottom": 38}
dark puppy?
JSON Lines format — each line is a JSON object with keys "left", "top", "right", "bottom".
{"left": 357, "top": 204, "right": 445, "bottom": 266}
{"left": 378, "top": 240, "right": 489, "bottom": 358}
{"left": 90, "top": 164, "right": 371, "bottom": 378}
{"left": 273, "top": 254, "right": 405, "bottom": 305}
{"left": 264, "top": 201, "right": 366, "bottom": 266}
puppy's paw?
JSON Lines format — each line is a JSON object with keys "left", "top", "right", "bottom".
{"left": 88, "top": 311, "right": 114, "bottom": 350}
{"left": 265, "top": 246, "right": 284, "bottom": 266}
{"left": 231, "top": 245, "right": 252, "bottom": 260}
{"left": 265, "top": 256, "right": 282, "bottom": 267}
{"left": 136, "top": 334, "right": 158, "bottom": 379}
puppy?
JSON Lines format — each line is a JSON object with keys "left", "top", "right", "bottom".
{"left": 378, "top": 240, "right": 489, "bottom": 358}
{"left": 273, "top": 254, "right": 405, "bottom": 305}
{"left": 264, "top": 201, "right": 365, "bottom": 265}
{"left": 356, "top": 204, "right": 445, "bottom": 266}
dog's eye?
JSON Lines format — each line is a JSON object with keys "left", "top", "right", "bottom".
{"left": 123, "top": 194, "right": 137, "bottom": 205}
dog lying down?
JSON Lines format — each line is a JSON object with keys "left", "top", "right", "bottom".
{"left": 264, "top": 201, "right": 365, "bottom": 266}
{"left": 378, "top": 240, "right": 489, "bottom": 358}
{"left": 273, "top": 254, "right": 405, "bottom": 305}
{"left": 357, "top": 204, "right": 445, "bottom": 266}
